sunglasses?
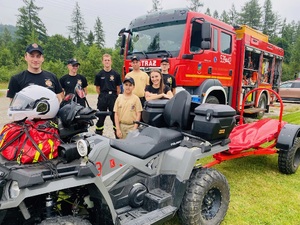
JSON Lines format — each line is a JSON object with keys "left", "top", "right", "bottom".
{"left": 72, "top": 64, "right": 79, "bottom": 67}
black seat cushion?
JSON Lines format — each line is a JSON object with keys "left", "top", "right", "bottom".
{"left": 110, "top": 127, "right": 183, "bottom": 159}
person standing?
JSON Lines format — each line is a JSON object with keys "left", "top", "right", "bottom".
{"left": 145, "top": 69, "right": 173, "bottom": 101}
{"left": 7, "top": 43, "right": 63, "bottom": 102}
{"left": 114, "top": 77, "right": 142, "bottom": 139}
{"left": 160, "top": 57, "right": 176, "bottom": 95}
{"left": 125, "top": 56, "right": 149, "bottom": 106}
{"left": 94, "top": 53, "right": 122, "bottom": 136}
{"left": 60, "top": 59, "right": 88, "bottom": 107}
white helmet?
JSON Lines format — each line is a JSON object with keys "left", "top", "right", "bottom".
{"left": 8, "top": 85, "right": 60, "bottom": 121}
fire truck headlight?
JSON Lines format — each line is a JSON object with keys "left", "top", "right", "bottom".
{"left": 9, "top": 181, "right": 20, "bottom": 199}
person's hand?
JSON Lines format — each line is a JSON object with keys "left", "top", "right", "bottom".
{"left": 116, "top": 129, "right": 122, "bottom": 139}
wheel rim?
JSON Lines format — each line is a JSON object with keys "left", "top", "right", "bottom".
{"left": 201, "top": 188, "right": 222, "bottom": 220}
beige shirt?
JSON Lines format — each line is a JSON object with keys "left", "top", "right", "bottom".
{"left": 113, "top": 94, "right": 143, "bottom": 124}
{"left": 125, "top": 71, "right": 149, "bottom": 98}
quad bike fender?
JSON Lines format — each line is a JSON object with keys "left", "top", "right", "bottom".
{"left": 276, "top": 123, "right": 300, "bottom": 151}
{"left": 160, "top": 144, "right": 229, "bottom": 181}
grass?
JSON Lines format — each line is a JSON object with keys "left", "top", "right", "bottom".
{"left": 164, "top": 112, "right": 300, "bottom": 225}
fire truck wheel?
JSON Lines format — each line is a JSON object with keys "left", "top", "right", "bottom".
{"left": 178, "top": 168, "right": 230, "bottom": 225}
{"left": 205, "top": 96, "right": 219, "bottom": 104}
{"left": 278, "top": 137, "right": 300, "bottom": 174}
{"left": 257, "top": 94, "right": 267, "bottom": 118}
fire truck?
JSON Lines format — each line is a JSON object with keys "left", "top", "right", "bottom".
{"left": 118, "top": 8, "right": 284, "bottom": 117}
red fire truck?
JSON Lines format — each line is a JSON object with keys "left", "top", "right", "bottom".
{"left": 119, "top": 8, "right": 284, "bottom": 116}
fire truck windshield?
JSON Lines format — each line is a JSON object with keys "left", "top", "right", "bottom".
{"left": 128, "top": 22, "right": 185, "bottom": 58}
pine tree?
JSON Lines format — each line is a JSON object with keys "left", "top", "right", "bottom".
{"left": 228, "top": 4, "right": 239, "bottom": 26}
{"left": 15, "top": 0, "right": 47, "bottom": 49}
{"left": 187, "top": 0, "right": 204, "bottom": 12}
{"left": 205, "top": 8, "right": 211, "bottom": 16}
{"left": 68, "top": 2, "right": 86, "bottom": 47}
{"left": 239, "top": 0, "right": 262, "bottom": 30}
{"left": 220, "top": 10, "right": 230, "bottom": 24}
{"left": 148, "top": 0, "right": 162, "bottom": 13}
{"left": 262, "top": 0, "right": 277, "bottom": 37}
{"left": 213, "top": 10, "right": 219, "bottom": 20}
{"left": 94, "top": 17, "right": 105, "bottom": 49}
{"left": 86, "top": 30, "right": 95, "bottom": 47}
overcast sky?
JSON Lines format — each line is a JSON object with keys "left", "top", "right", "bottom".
{"left": 0, "top": 0, "right": 299, "bottom": 48}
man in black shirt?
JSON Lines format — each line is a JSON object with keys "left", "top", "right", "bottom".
{"left": 7, "top": 43, "right": 63, "bottom": 102}
{"left": 94, "top": 53, "right": 122, "bottom": 137}
{"left": 60, "top": 59, "right": 88, "bottom": 107}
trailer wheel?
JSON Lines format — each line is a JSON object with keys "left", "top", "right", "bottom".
{"left": 278, "top": 137, "right": 300, "bottom": 174}
{"left": 205, "top": 96, "right": 219, "bottom": 104}
{"left": 39, "top": 215, "right": 92, "bottom": 225}
{"left": 256, "top": 94, "right": 267, "bottom": 118}
{"left": 178, "top": 168, "right": 230, "bottom": 225}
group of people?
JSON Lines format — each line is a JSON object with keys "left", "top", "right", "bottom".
{"left": 6, "top": 43, "right": 177, "bottom": 139}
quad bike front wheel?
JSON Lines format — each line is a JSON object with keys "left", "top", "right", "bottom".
{"left": 278, "top": 137, "right": 300, "bottom": 174}
{"left": 178, "top": 168, "right": 230, "bottom": 225}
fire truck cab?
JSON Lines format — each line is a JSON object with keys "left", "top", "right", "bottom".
{"left": 119, "top": 8, "right": 284, "bottom": 116}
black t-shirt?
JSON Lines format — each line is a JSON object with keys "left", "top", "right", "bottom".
{"left": 7, "top": 70, "right": 62, "bottom": 98}
{"left": 60, "top": 74, "right": 88, "bottom": 106}
{"left": 94, "top": 69, "right": 122, "bottom": 94}
{"left": 163, "top": 73, "right": 176, "bottom": 90}
{"left": 145, "top": 85, "right": 171, "bottom": 94}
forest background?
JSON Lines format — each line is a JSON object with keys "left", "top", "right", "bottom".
{"left": 0, "top": 0, "right": 300, "bottom": 85}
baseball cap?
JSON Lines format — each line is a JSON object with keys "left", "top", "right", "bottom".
{"left": 67, "top": 58, "right": 81, "bottom": 65}
{"left": 161, "top": 57, "right": 169, "bottom": 64}
{"left": 131, "top": 55, "right": 140, "bottom": 61}
{"left": 25, "top": 43, "right": 43, "bottom": 54}
{"left": 123, "top": 77, "right": 135, "bottom": 85}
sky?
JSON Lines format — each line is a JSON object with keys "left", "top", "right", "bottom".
{"left": 0, "top": 0, "right": 299, "bottom": 48}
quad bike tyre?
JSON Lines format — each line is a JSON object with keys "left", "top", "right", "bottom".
{"left": 178, "top": 168, "right": 230, "bottom": 225}
{"left": 256, "top": 93, "right": 267, "bottom": 119}
{"left": 205, "top": 96, "right": 219, "bottom": 104}
{"left": 278, "top": 137, "right": 300, "bottom": 174}
{"left": 39, "top": 215, "right": 92, "bottom": 225}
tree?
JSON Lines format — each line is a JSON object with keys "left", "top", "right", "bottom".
{"left": 213, "top": 10, "right": 219, "bottom": 20}
{"left": 205, "top": 8, "right": 211, "bottom": 16}
{"left": 262, "top": 0, "right": 277, "bottom": 37}
{"left": 187, "top": 0, "right": 204, "bottom": 12}
{"left": 0, "top": 27, "right": 13, "bottom": 47}
{"left": 220, "top": 10, "right": 230, "bottom": 24}
{"left": 239, "top": 0, "right": 262, "bottom": 30}
{"left": 43, "top": 34, "right": 75, "bottom": 64}
{"left": 86, "top": 30, "right": 95, "bottom": 47}
{"left": 227, "top": 4, "right": 239, "bottom": 26}
{"left": 15, "top": 0, "right": 47, "bottom": 54}
{"left": 94, "top": 17, "right": 105, "bottom": 49}
{"left": 148, "top": 0, "right": 162, "bottom": 13}
{"left": 68, "top": 2, "right": 86, "bottom": 47}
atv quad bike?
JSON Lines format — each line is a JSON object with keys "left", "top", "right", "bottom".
{"left": 0, "top": 90, "right": 233, "bottom": 225}
{"left": 0, "top": 88, "right": 299, "bottom": 225}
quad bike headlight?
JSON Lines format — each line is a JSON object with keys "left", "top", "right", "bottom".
{"left": 9, "top": 181, "right": 20, "bottom": 199}
{"left": 77, "top": 139, "right": 89, "bottom": 157}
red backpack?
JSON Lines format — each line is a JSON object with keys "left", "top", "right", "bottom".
{"left": 0, "top": 120, "right": 60, "bottom": 164}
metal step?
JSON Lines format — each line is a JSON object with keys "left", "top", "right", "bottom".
{"left": 122, "top": 205, "right": 177, "bottom": 225}
{"left": 243, "top": 107, "right": 266, "bottom": 114}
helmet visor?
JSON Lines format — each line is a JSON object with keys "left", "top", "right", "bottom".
{"left": 9, "top": 92, "right": 36, "bottom": 111}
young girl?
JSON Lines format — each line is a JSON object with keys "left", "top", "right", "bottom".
{"left": 145, "top": 69, "right": 173, "bottom": 101}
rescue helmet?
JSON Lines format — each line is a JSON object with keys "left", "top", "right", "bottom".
{"left": 8, "top": 85, "right": 60, "bottom": 121}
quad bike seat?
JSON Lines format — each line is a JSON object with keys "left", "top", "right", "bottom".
{"left": 111, "top": 90, "right": 191, "bottom": 159}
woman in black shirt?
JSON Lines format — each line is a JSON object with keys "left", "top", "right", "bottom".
{"left": 145, "top": 69, "right": 173, "bottom": 101}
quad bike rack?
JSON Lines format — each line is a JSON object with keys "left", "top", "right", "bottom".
{"left": 204, "top": 88, "right": 300, "bottom": 174}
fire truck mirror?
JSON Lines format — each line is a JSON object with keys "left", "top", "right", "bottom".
{"left": 202, "top": 22, "right": 211, "bottom": 41}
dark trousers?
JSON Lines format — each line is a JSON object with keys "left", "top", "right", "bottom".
{"left": 95, "top": 93, "right": 117, "bottom": 136}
